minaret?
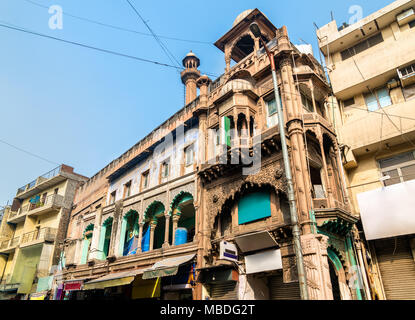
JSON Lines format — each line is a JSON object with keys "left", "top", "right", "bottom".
{"left": 181, "top": 51, "right": 201, "bottom": 105}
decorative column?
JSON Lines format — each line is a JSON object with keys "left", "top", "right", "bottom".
{"left": 279, "top": 55, "right": 312, "bottom": 233}
{"left": 89, "top": 206, "right": 103, "bottom": 260}
{"left": 172, "top": 213, "right": 180, "bottom": 245}
{"left": 149, "top": 221, "right": 157, "bottom": 251}
{"left": 196, "top": 74, "right": 211, "bottom": 165}
{"left": 318, "top": 134, "right": 334, "bottom": 207}
{"left": 163, "top": 213, "right": 171, "bottom": 248}
{"left": 137, "top": 221, "right": 144, "bottom": 253}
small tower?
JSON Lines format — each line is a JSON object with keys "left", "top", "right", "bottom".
{"left": 181, "top": 51, "right": 201, "bottom": 105}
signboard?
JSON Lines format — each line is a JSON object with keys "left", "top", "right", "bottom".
{"left": 219, "top": 241, "right": 238, "bottom": 262}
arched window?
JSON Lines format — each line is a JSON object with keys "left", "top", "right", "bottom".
{"left": 98, "top": 217, "right": 113, "bottom": 260}
{"left": 170, "top": 192, "right": 195, "bottom": 244}
{"left": 119, "top": 210, "right": 139, "bottom": 256}
{"left": 80, "top": 224, "right": 94, "bottom": 264}
{"left": 143, "top": 201, "right": 165, "bottom": 250}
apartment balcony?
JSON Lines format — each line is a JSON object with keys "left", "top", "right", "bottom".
{"left": 0, "top": 236, "right": 20, "bottom": 253}
{"left": 20, "top": 227, "right": 58, "bottom": 248}
{"left": 26, "top": 194, "right": 64, "bottom": 217}
{"left": 7, "top": 194, "right": 64, "bottom": 224}
{"left": 0, "top": 275, "right": 20, "bottom": 293}
{"left": 7, "top": 208, "right": 27, "bottom": 224}
{"left": 339, "top": 98, "right": 415, "bottom": 158}
{"left": 15, "top": 165, "right": 72, "bottom": 200}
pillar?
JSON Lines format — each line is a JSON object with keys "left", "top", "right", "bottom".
{"left": 89, "top": 207, "right": 103, "bottom": 260}
{"left": 163, "top": 213, "right": 170, "bottom": 248}
{"left": 279, "top": 56, "right": 312, "bottom": 233}
{"left": 137, "top": 221, "right": 144, "bottom": 253}
{"left": 172, "top": 214, "right": 180, "bottom": 245}
{"left": 149, "top": 221, "right": 157, "bottom": 251}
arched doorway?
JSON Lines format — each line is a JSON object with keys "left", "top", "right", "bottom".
{"left": 327, "top": 247, "right": 351, "bottom": 300}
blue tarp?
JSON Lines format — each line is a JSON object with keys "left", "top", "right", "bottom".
{"left": 141, "top": 226, "right": 150, "bottom": 252}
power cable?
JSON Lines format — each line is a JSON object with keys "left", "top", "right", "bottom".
{"left": 0, "top": 22, "right": 183, "bottom": 70}
{"left": 125, "top": 0, "right": 181, "bottom": 68}
{"left": 0, "top": 138, "right": 59, "bottom": 165}
{"left": 20, "top": 0, "right": 212, "bottom": 45}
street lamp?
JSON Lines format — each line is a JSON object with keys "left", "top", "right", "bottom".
{"left": 249, "top": 22, "right": 309, "bottom": 300}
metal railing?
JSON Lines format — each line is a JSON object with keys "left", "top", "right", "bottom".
{"left": 9, "top": 194, "right": 64, "bottom": 222}
{"left": 0, "top": 236, "right": 20, "bottom": 250}
{"left": 16, "top": 165, "right": 63, "bottom": 195}
{"left": 21, "top": 227, "right": 57, "bottom": 245}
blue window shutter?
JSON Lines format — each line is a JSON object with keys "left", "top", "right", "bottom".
{"left": 377, "top": 88, "right": 392, "bottom": 108}
{"left": 365, "top": 92, "right": 378, "bottom": 111}
{"left": 238, "top": 191, "right": 271, "bottom": 225}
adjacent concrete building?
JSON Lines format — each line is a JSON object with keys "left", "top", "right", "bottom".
{"left": 58, "top": 9, "right": 362, "bottom": 301}
{"left": 0, "top": 165, "right": 87, "bottom": 299}
{"left": 317, "top": 0, "right": 415, "bottom": 300}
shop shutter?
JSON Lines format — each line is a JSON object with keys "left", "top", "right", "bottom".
{"left": 375, "top": 236, "right": 415, "bottom": 300}
{"left": 209, "top": 281, "right": 238, "bottom": 300}
{"left": 268, "top": 274, "right": 301, "bottom": 300}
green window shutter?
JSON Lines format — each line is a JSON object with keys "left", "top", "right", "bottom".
{"left": 80, "top": 238, "right": 91, "bottom": 264}
{"left": 221, "top": 116, "right": 231, "bottom": 147}
{"left": 97, "top": 225, "right": 107, "bottom": 260}
{"left": 238, "top": 191, "right": 271, "bottom": 225}
{"left": 119, "top": 218, "right": 127, "bottom": 256}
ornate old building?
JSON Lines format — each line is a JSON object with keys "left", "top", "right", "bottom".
{"left": 56, "top": 8, "right": 362, "bottom": 300}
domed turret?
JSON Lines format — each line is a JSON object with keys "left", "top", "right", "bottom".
{"left": 181, "top": 51, "right": 201, "bottom": 105}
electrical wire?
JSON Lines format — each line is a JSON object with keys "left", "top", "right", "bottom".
{"left": 20, "top": 0, "right": 212, "bottom": 45}
{"left": 0, "top": 22, "right": 185, "bottom": 70}
{"left": 125, "top": 0, "right": 181, "bottom": 69}
{"left": 0, "top": 138, "right": 60, "bottom": 165}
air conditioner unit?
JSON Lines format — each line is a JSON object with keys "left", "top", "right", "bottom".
{"left": 387, "top": 78, "right": 400, "bottom": 90}
{"left": 397, "top": 8, "right": 415, "bottom": 26}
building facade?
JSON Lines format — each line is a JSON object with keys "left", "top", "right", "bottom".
{"left": 0, "top": 165, "right": 87, "bottom": 299}
{"left": 317, "top": 0, "right": 415, "bottom": 300}
{"left": 58, "top": 9, "right": 362, "bottom": 301}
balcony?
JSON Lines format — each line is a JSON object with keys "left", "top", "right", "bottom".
{"left": 303, "top": 112, "right": 334, "bottom": 132}
{"left": 339, "top": 99, "right": 415, "bottom": 157}
{"left": 20, "top": 227, "right": 58, "bottom": 248}
{"left": 7, "top": 194, "right": 64, "bottom": 224}
{"left": 0, "top": 275, "right": 20, "bottom": 293}
{"left": 0, "top": 236, "right": 20, "bottom": 253}
{"left": 26, "top": 194, "right": 64, "bottom": 217}
{"left": 15, "top": 165, "right": 71, "bottom": 200}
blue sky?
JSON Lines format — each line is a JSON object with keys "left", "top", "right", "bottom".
{"left": 0, "top": 0, "right": 392, "bottom": 205}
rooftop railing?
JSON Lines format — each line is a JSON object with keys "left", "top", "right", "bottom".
{"left": 16, "top": 165, "right": 63, "bottom": 196}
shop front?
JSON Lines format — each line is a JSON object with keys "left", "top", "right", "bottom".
{"left": 142, "top": 253, "right": 196, "bottom": 300}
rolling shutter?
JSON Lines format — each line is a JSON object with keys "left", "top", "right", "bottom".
{"left": 209, "top": 281, "right": 238, "bottom": 300}
{"left": 375, "top": 236, "right": 415, "bottom": 300}
{"left": 268, "top": 274, "right": 301, "bottom": 300}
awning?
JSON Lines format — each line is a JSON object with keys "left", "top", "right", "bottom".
{"left": 234, "top": 230, "right": 277, "bottom": 253}
{"left": 83, "top": 269, "right": 146, "bottom": 290}
{"left": 245, "top": 249, "right": 282, "bottom": 274}
{"left": 142, "top": 254, "right": 196, "bottom": 280}
{"left": 30, "top": 291, "right": 48, "bottom": 300}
